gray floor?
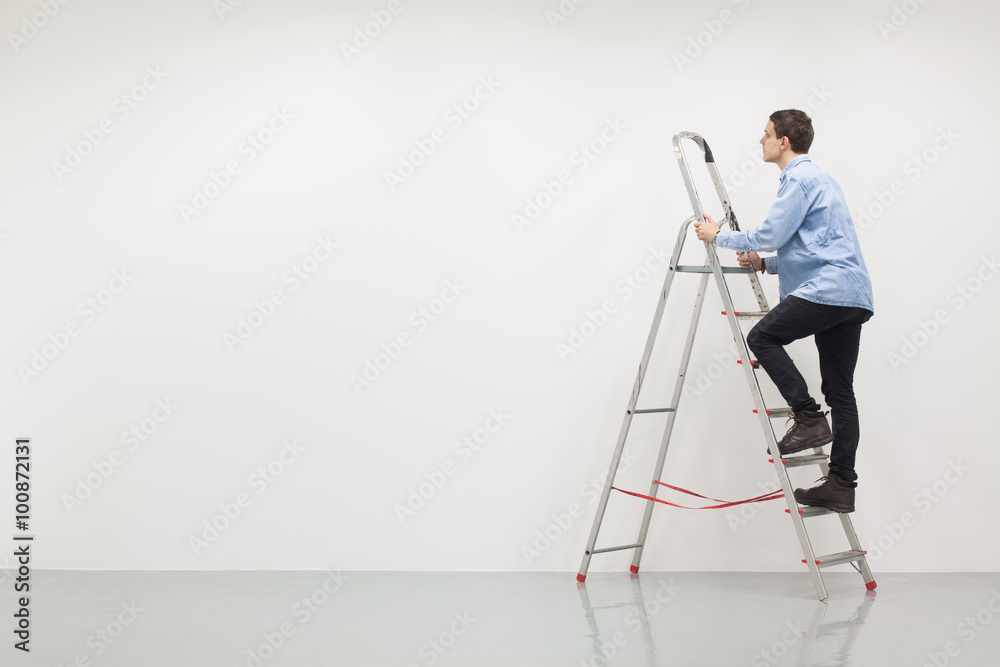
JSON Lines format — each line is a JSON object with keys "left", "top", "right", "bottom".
{"left": 5, "top": 570, "right": 1000, "bottom": 666}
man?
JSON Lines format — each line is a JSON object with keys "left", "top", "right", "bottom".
{"left": 693, "top": 110, "right": 874, "bottom": 514}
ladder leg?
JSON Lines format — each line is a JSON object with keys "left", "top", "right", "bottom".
{"left": 815, "top": 458, "right": 877, "bottom": 591}
{"left": 577, "top": 394, "right": 638, "bottom": 581}
{"left": 779, "top": 462, "right": 828, "bottom": 601}
{"left": 577, "top": 222, "right": 692, "bottom": 582}
{"left": 839, "top": 513, "right": 877, "bottom": 590}
{"left": 630, "top": 271, "right": 711, "bottom": 572}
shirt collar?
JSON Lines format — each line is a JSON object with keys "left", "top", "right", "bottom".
{"left": 780, "top": 154, "right": 810, "bottom": 180}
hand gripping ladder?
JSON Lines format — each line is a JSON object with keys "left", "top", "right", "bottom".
{"left": 575, "top": 132, "right": 876, "bottom": 600}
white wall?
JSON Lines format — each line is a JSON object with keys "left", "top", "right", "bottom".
{"left": 2, "top": 0, "right": 997, "bottom": 573}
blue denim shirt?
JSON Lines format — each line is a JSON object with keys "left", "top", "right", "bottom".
{"left": 715, "top": 155, "right": 874, "bottom": 312}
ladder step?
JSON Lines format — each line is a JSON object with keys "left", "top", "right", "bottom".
{"left": 675, "top": 265, "right": 753, "bottom": 274}
{"left": 769, "top": 454, "right": 829, "bottom": 467}
{"left": 754, "top": 408, "right": 792, "bottom": 417}
{"left": 590, "top": 543, "right": 642, "bottom": 555}
{"left": 804, "top": 550, "right": 867, "bottom": 569}
{"left": 631, "top": 408, "right": 676, "bottom": 415}
{"left": 737, "top": 359, "right": 760, "bottom": 369}
{"left": 786, "top": 506, "right": 833, "bottom": 518}
{"left": 721, "top": 310, "right": 769, "bottom": 319}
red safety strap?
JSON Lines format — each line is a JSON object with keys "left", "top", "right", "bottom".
{"left": 611, "top": 481, "right": 784, "bottom": 510}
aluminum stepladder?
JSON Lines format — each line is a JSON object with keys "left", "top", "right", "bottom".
{"left": 575, "top": 131, "right": 876, "bottom": 601}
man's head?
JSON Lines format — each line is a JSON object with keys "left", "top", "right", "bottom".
{"left": 761, "top": 109, "right": 813, "bottom": 169}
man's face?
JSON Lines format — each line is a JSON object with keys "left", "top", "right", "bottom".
{"left": 760, "top": 121, "right": 784, "bottom": 163}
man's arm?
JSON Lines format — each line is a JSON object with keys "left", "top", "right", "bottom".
{"left": 712, "top": 177, "right": 808, "bottom": 252}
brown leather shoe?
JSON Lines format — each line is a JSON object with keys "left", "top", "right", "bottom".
{"left": 773, "top": 411, "right": 833, "bottom": 456}
{"left": 794, "top": 475, "right": 856, "bottom": 513}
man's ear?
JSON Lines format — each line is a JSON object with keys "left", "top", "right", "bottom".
{"left": 779, "top": 136, "right": 790, "bottom": 151}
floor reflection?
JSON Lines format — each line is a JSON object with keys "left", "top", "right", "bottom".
{"left": 795, "top": 589, "right": 877, "bottom": 666}
{"left": 11, "top": 570, "right": 998, "bottom": 666}
{"left": 576, "top": 573, "right": 878, "bottom": 666}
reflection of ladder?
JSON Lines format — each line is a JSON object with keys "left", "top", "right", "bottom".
{"left": 577, "top": 576, "right": 657, "bottom": 667}
{"left": 575, "top": 132, "right": 876, "bottom": 601}
{"left": 796, "top": 589, "right": 878, "bottom": 664}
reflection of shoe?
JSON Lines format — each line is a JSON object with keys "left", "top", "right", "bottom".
{"left": 794, "top": 476, "right": 856, "bottom": 513}
{"left": 772, "top": 411, "right": 834, "bottom": 456}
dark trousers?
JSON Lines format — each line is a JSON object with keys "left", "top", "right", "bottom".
{"left": 746, "top": 296, "right": 873, "bottom": 484}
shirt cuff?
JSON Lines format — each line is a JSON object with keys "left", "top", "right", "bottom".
{"left": 764, "top": 255, "right": 778, "bottom": 274}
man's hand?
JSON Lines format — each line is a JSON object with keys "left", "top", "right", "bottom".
{"left": 737, "top": 250, "right": 763, "bottom": 272}
{"left": 693, "top": 215, "right": 720, "bottom": 243}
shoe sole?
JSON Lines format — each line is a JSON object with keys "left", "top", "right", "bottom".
{"left": 793, "top": 492, "right": 854, "bottom": 513}
{"left": 803, "top": 503, "right": 854, "bottom": 513}
{"left": 777, "top": 434, "right": 834, "bottom": 456}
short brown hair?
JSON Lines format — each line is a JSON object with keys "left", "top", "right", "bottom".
{"left": 769, "top": 109, "right": 814, "bottom": 154}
